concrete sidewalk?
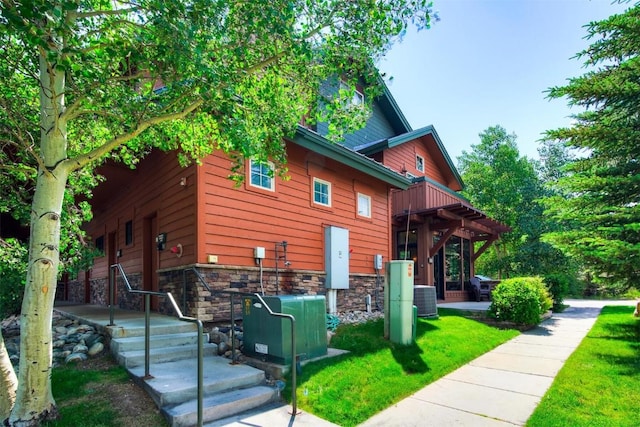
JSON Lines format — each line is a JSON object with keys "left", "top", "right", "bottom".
{"left": 358, "top": 299, "right": 634, "bottom": 427}
{"left": 215, "top": 299, "right": 633, "bottom": 427}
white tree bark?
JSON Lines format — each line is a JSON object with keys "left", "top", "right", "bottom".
{"left": 0, "top": 330, "right": 18, "bottom": 422}
{"left": 8, "top": 49, "right": 69, "bottom": 427}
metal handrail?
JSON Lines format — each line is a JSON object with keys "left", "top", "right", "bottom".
{"left": 183, "top": 266, "right": 299, "bottom": 414}
{"left": 109, "top": 264, "right": 204, "bottom": 427}
{"left": 252, "top": 293, "right": 298, "bottom": 415}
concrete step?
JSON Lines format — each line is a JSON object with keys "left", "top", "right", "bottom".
{"left": 163, "top": 385, "right": 278, "bottom": 427}
{"left": 106, "top": 320, "right": 198, "bottom": 338}
{"left": 128, "top": 355, "right": 268, "bottom": 406}
{"left": 117, "top": 343, "right": 218, "bottom": 368}
{"left": 110, "top": 331, "right": 209, "bottom": 354}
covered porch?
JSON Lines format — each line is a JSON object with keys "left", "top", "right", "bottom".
{"left": 392, "top": 177, "right": 510, "bottom": 302}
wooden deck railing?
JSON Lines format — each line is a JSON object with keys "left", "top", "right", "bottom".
{"left": 392, "top": 178, "right": 469, "bottom": 216}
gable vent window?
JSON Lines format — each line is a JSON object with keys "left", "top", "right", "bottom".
{"left": 339, "top": 81, "right": 364, "bottom": 107}
{"left": 416, "top": 155, "right": 425, "bottom": 173}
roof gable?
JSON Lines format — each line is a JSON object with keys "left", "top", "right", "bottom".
{"left": 354, "top": 125, "right": 463, "bottom": 190}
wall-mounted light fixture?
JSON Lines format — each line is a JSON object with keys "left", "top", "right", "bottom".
{"left": 156, "top": 233, "right": 167, "bottom": 251}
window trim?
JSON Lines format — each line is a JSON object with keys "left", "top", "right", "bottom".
{"left": 94, "top": 235, "right": 105, "bottom": 257}
{"left": 313, "top": 177, "right": 332, "bottom": 207}
{"left": 125, "top": 220, "right": 133, "bottom": 246}
{"left": 357, "top": 192, "right": 372, "bottom": 218}
{"left": 416, "top": 154, "right": 425, "bottom": 173}
{"left": 249, "top": 159, "right": 275, "bottom": 192}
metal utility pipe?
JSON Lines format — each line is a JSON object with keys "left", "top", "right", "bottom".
{"left": 258, "top": 258, "right": 265, "bottom": 295}
{"left": 144, "top": 293, "right": 151, "bottom": 378}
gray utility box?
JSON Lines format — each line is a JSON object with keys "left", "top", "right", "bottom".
{"left": 325, "top": 225, "right": 349, "bottom": 289}
{"left": 242, "top": 295, "right": 328, "bottom": 365}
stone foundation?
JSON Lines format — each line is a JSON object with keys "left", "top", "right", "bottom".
{"left": 61, "top": 265, "right": 385, "bottom": 322}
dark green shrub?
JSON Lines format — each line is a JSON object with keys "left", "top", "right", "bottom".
{"left": 488, "top": 277, "right": 553, "bottom": 325}
{"left": 0, "top": 238, "right": 27, "bottom": 318}
{"left": 543, "top": 273, "right": 571, "bottom": 311}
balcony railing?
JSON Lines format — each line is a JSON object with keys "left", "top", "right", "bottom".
{"left": 392, "top": 177, "right": 469, "bottom": 216}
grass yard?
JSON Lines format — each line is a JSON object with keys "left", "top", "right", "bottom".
{"left": 287, "top": 308, "right": 519, "bottom": 427}
{"left": 527, "top": 306, "right": 640, "bottom": 427}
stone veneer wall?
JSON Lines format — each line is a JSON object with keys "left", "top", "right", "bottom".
{"left": 63, "top": 273, "right": 144, "bottom": 310}
{"left": 61, "top": 265, "right": 385, "bottom": 322}
{"left": 158, "top": 265, "right": 384, "bottom": 322}
{"left": 64, "top": 278, "right": 85, "bottom": 304}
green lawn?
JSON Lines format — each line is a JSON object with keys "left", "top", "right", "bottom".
{"left": 287, "top": 308, "right": 519, "bottom": 427}
{"left": 527, "top": 306, "right": 639, "bottom": 427}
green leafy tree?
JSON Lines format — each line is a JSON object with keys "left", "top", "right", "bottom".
{"left": 542, "top": 3, "right": 640, "bottom": 292}
{"left": 458, "top": 125, "right": 563, "bottom": 278}
{"left": 0, "top": 1, "right": 437, "bottom": 424}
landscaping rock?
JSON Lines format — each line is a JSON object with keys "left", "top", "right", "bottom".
{"left": 88, "top": 342, "right": 104, "bottom": 356}
{"left": 2, "top": 311, "right": 108, "bottom": 371}
{"left": 336, "top": 310, "right": 384, "bottom": 325}
{"left": 65, "top": 352, "right": 88, "bottom": 363}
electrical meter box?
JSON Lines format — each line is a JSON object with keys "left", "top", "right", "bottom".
{"left": 325, "top": 226, "right": 349, "bottom": 289}
{"left": 242, "top": 295, "right": 328, "bottom": 364}
{"left": 384, "top": 260, "right": 414, "bottom": 345}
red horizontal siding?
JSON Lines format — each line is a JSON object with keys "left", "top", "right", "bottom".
{"left": 86, "top": 151, "right": 198, "bottom": 277}
{"left": 382, "top": 139, "right": 448, "bottom": 186}
{"left": 198, "top": 142, "right": 391, "bottom": 273}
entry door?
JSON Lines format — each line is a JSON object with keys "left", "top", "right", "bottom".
{"left": 143, "top": 214, "right": 159, "bottom": 310}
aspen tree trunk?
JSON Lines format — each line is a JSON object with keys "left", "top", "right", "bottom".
{"left": 0, "top": 330, "right": 18, "bottom": 421}
{"left": 8, "top": 50, "right": 69, "bottom": 427}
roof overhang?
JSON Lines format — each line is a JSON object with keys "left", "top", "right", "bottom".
{"left": 394, "top": 202, "right": 511, "bottom": 239}
{"left": 293, "top": 126, "right": 412, "bottom": 190}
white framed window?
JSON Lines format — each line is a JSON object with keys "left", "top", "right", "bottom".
{"left": 416, "top": 154, "right": 424, "bottom": 172}
{"left": 357, "top": 193, "right": 371, "bottom": 218}
{"left": 250, "top": 159, "right": 274, "bottom": 191}
{"left": 339, "top": 81, "right": 364, "bottom": 107}
{"left": 313, "top": 178, "right": 331, "bottom": 206}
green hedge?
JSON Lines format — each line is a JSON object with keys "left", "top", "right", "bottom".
{"left": 543, "top": 273, "right": 572, "bottom": 311}
{"left": 488, "top": 277, "right": 552, "bottom": 325}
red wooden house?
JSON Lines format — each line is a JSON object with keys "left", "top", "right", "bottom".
{"left": 63, "top": 78, "right": 507, "bottom": 319}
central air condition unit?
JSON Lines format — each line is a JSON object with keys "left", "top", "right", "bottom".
{"left": 414, "top": 285, "right": 438, "bottom": 317}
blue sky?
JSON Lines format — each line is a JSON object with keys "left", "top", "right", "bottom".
{"left": 378, "top": 0, "right": 630, "bottom": 165}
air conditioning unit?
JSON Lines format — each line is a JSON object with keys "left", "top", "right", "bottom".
{"left": 414, "top": 285, "right": 438, "bottom": 317}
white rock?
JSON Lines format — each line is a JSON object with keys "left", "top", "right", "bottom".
{"left": 88, "top": 342, "right": 104, "bottom": 356}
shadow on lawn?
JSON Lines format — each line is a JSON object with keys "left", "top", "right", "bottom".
{"left": 296, "top": 317, "right": 441, "bottom": 380}
{"left": 588, "top": 306, "right": 640, "bottom": 375}
{"left": 389, "top": 320, "right": 440, "bottom": 374}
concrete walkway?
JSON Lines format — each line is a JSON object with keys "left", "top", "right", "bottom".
{"left": 359, "top": 299, "right": 634, "bottom": 427}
